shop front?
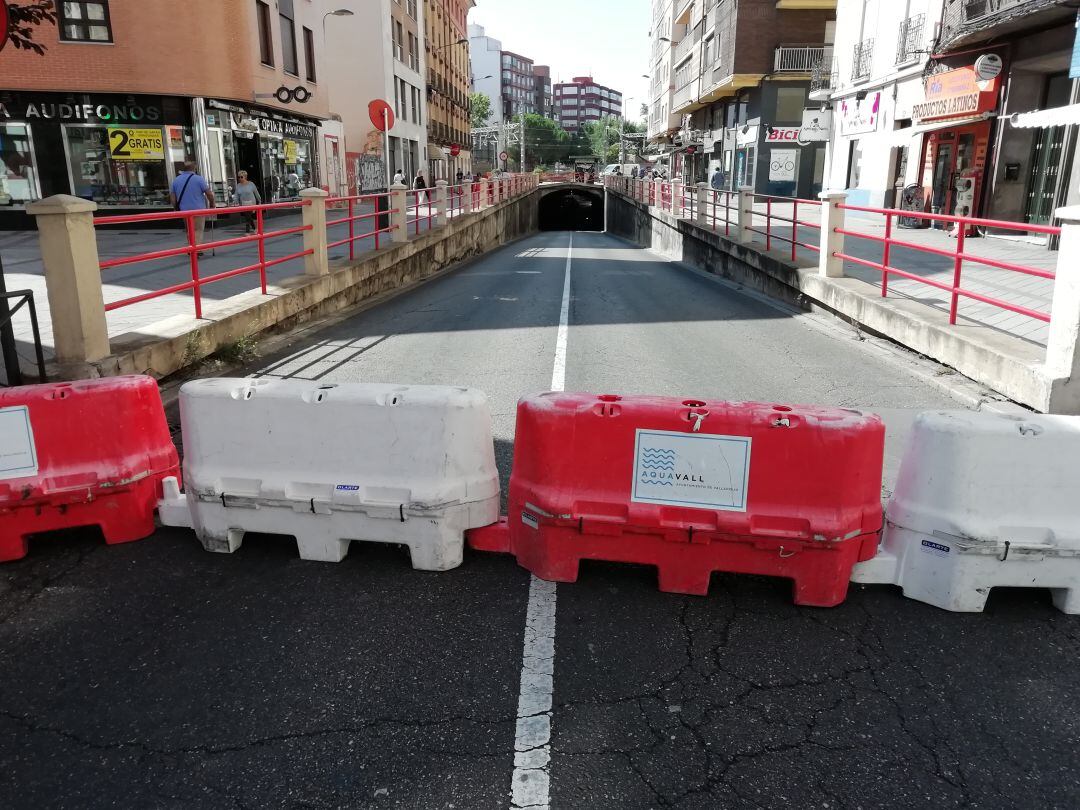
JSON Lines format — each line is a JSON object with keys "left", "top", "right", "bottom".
{"left": 912, "top": 62, "right": 1000, "bottom": 230}
{"left": 0, "top": 91, "right": 195, "bottom": 222}
{"left": 204, "top": 100, "right": 320, "bottom": 206}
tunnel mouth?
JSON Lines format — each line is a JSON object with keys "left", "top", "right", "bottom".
{"left": 538, "top": 188, "right": 605, "bottom": 231}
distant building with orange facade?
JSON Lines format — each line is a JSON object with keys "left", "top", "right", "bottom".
{"left": 423, "top": 0, "right": 473, "bottom": 180}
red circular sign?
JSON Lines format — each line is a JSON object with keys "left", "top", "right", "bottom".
{"left": 686, "top": 146, "right": 697, "bottom": 154}
{"left": 0, "top": 2, "right": 10, "bottom": 53}
{"left": 450, "top": 144, "right": 461, "bottom": 157}
{"left": 368, "top": 99, "right": 394, "bottom": 132}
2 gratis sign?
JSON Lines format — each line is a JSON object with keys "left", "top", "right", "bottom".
{"left": 107, "top": 127, "right": 166, "bottom": 161}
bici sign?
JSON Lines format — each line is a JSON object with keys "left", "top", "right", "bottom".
{"left": 764, "top": 126, "right": 802, "bottom": 143}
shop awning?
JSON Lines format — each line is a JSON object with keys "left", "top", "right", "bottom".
{"left": 428, "top": 143, "right": 447, "bottom": 160}
{"left": 1009, "top": 103, "right": 1080, "bottom": 129}
{"left": 907, "top": 113, "right": 992, "bottom": 136}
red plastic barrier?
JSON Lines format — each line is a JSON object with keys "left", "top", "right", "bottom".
{"left": 468, "top": 392, "right": 884, "bottom": 606}
{"left": 0, "top": 376, "right": 178, "bottom": 562}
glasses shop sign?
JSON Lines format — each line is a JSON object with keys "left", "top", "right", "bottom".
{"left": 0, "top": 94, "right": 164, "bottom": 124}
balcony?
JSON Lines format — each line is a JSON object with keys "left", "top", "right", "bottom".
{"left": 672, "top": 33, "right": 696, "bottom": 65}
{"left": 895, "top": 13, "right": 925, "bottom": 64}
{"left": 851, "top": 38, "right": 874, "bottom": 81}
{"left": 672, "top": 78, "right": 699, "bottom": 113}
{"left": 774, "top": 45, "right": 826, "bottom": 73}
{"left": 808, "top": 48, "right": 836, "bottom": 101}
{"left": 938, "top": 0, "right": 1074, "bottom": 51}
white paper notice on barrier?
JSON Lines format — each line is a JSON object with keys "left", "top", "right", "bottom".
{"left": 631, "top": 428, "right": 751, "bottom": 511}
{"left": 0, "top": 405, "right": 37, "bottom": 480}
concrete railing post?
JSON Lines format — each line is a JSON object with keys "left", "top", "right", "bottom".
{"left": 26, "top": 195, "right": 110, "bottom": 367}
{"left": 390, "top": 183, "right": 408, "bottom": 243}
{"left": 479, "top": 178, "right": 490, "bottom": 209}
{"left": 737, "top": 186, "right": 755, "bottom": 244}
{"left": 696, "top": 182, "right": 708, "bottom": 228}
{"left": 818, "top": 191, "right": 847, "bottom": 278}
{"left": 462, "top": 179, "right": 474, "bottom": 214}
{"left": 672, "top": 180, "right": 684, "bottom": 216}
{"left": 298, "top": 187, "right": 329, "bottom": 277}
{"left": 1045, "top": 206, "right": 1080, "bottom": 402}
{"left": 652, "top": 179, "right": 662, "bottom": 208}
{"left": 435, "top": 180, "right": 449, "bottom": 227}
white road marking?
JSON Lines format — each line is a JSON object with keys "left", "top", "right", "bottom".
{"left": 510, "top": 233, "right": 571, "bottom": 809}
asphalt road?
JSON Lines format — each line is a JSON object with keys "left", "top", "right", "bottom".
{"left": 1, "top": 229, "right": 1078, "bottom": 809}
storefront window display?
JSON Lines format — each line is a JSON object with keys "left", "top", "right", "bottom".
{"left": 0, "top": 124, "right": 40, "bottom": 205}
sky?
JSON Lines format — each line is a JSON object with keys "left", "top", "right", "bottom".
{"left": 468, "top": 0, "right": 652, "bottom": 121}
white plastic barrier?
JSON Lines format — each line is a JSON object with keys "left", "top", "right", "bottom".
{"left": 852, "top": 410, "right": 1080, "bottom": 613}
{"left": 158, "top": 379, "right": 500, "bottom": 569}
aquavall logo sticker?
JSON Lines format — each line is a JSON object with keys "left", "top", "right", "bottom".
{"left": 631, "top": 429, "right": 751, "bottom": 511}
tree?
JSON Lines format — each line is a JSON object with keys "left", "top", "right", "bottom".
{"left": 519, "top": 113, "right": 572, "bottom": 168}
{"left": 4, "top": 1, "right": 57, "bottom": 56}
{"left": 470, "top": 92, "right": 492, "bottom": 128}
{"left": 639, "top": 102, "right": 648, "bottom": 119}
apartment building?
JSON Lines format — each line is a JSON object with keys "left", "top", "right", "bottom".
{"left": 323, "top": 0, "right": 428, "bottom": 190}
{"left": 648, "top": 0, "right": 834, "bottom": 198}
{"left": 826, "top": 0, "right": 1079, "bottom": 229}
{"left": 647, "top": 0, "right": 680, "bottom": 146}
{"left": 501, "top": 50, "right": 537, "bottom": 119}
{"left": 467, "top": 24, "right": 504, "bottom": 130}
{"left": 0, "top": 0, "right": 330, "bottom": 224}
{"left": 553, "top": 76, "right": 623, "bottom": 133}
{"left": 424, "top": 0, "right": 474, "bottom": 181}
{"left": 533, "top": 65, "right": 554, "bottom": 120}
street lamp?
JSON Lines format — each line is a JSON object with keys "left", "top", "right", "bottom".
{"left": 433, "top": 37, "right": 468, "bottom": 52}
{"left": 322, "top": 9, "right": 354, "bottom": 42}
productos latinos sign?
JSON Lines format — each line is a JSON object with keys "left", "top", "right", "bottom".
{"left": 913, "top": 67, "right": 999, "bottom": 122}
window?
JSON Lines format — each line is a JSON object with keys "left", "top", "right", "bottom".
{"left": 280, "top": 0, "right": 298, "bottom": 75}
{"left": 0, "top": 124, "right": 40, "bottom": 204}
{"left": 847, "top": 139, "right": 862, "bottom": 188}
{"left": 58, "top": 1, "right": 113, "bottom": 43}
{"left": 411, "top": 86, "right": 421, "bottom": 124}
{"left": 303, "top": 27, "right": 316, "bottom": 82}
{"left": 394, "top": 21, "right": 404, "bottom": 62}
{"left": 256, "top": 1, "right": 274, "bottom": 65}
{"left": 408, "top": 32, "right": 419, "bottom": 71}
{"left": 407, "top": 0, "right": 417, "bottom": 18}
{"left": 775, "top": 87, "right": 805, "bottom": 122}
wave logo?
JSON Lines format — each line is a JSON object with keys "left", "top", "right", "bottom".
{"left": 640, "top": 447, "right": 676, "bottom": 485}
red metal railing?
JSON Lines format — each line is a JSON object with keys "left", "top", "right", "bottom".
{"left": 745, "top": 194, "right": 822, "bottom": 261}
{"left": 325, "top": 192, "right": 397, "bottom": 259}
{"left": 406, "top": 189, "right": 436, "bottom": 235}
{"left": 709, "top": 191, "right": 736, "bottom": 236}
{"left": 834, "top": 204, "right": 1058, "bottom": 324}
{"left": 95, "top": 200, "right": 311, "bottom": 319}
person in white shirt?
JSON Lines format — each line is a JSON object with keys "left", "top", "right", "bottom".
{"left": 392, "top": 169, "right": 404, "bottom": 186}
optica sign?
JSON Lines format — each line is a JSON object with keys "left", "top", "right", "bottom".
{"left": 913, "top": 66, "right": 999, "bottom": 122}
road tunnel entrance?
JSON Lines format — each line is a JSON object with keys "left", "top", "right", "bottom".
{"left": 538, "top": 188, "right": 604, "bottom": 231}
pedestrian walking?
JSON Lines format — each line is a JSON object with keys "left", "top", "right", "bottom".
{"left": 631, "top": 165, "right": 639, "bottom": 179}
{"left": 393, "top": 169, "right": 405, "bottom": 186}
{"left": 414, "top": 170, "right": 429, "bottom": 204}
{"left": 711, "top": 166, "right": 724, "bottom": 190}
{"left": 170, "top": 161, "right": 216, "bottom": 256}
{"left": 232, "top": 170, "right": 262, "bottom": 233}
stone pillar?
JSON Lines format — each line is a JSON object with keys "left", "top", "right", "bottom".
{"left": 298, "top": 187, "right": 329, "bottom": 276}
{"left": 435, "top": 179, "right": 449, "bottom": 227}
{"left": 652, "top": 179, "right": 662, "bottom": 208}
{"left": 696, "top": 182, "right": 709, "bottom": 228}
{"left": 390, "top": 183, "right": 408, "bottom": 243}
{"left": 462, "top": 179, "right": 474, "bottom": 213}
{"left": 479, "top": 178, "right": 490, "bottom": 209}
{"left": 818, "top": 191, "right": 848, "bottom": 278}
{"left": 1045, "top": 206, "right": 1080, "bottom": 402}
{"left": 672, "top": 180, "right": 684, "bottom": 216}
{"left": 25, "top": 195, "right": 110, "bottom": 366}
{"left": 737, "top": 186, "right": 755, "bottom": 244}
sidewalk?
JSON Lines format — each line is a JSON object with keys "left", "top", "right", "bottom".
{"left": 0, "top": 199, "right": 442, "bottom": 367}
{"left": 690, "top": 196, "right": 1055, "bottom": 350}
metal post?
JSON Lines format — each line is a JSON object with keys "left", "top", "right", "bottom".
{"left": 383, "top": 109, "right": 391, "bottom": 191}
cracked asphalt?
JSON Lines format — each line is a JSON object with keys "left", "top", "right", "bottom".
{"left": 2, "top": 230, "right": 1078, "bottom": 809}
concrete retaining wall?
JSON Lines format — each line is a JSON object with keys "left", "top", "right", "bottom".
{"left": 606, "top": 188, "right": 1060, "bottom": 413}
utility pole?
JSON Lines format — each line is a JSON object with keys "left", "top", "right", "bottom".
{"left": 519, "top": 115, "right": 525, "bottom": 172}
